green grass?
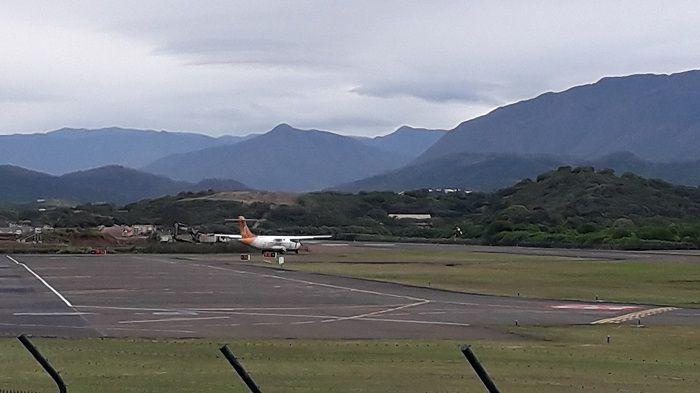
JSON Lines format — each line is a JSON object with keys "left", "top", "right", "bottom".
{"left": 284, "top": 248, "right": 700, "bottom": 307}
{"left": 0, "top": 326, "right": 697, "bottom": 392}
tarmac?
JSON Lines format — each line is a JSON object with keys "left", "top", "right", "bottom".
{"left": 1, "top": 253, "right": 698, "bottom": 339}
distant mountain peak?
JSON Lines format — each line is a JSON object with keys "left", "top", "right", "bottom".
{"left": 269, "top": 123, "right": 297, "bottom": 133}
{"left": 393, "top": 125, "right": 444, "bottom": 133}
{"left": 143, "top": 123, "right": 410, "bottom": 192}
{"left": 0, "top": 127, "right": 245, "bottom": 175}
{"left": 419, "top": 69, "right": 700, "bottom": 163}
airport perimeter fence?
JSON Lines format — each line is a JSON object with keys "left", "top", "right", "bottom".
{"left": 6, "top": 335, "right": 501, "bottom": 393}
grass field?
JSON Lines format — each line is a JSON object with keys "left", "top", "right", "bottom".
{"left": 0, "top": 326, "right": 697, "bottom": 392}
{"left": 285, "top": 247, "right": 700, "bottom": 307}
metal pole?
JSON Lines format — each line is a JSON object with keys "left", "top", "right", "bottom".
{"left": 17, "top": 334, "right": 67, "bottom": 393}
{"left": 219, "top": 345, "right": 262, "bottom": 393}
{"left": 459, "top": 344, "right": 500, "bottom": 393}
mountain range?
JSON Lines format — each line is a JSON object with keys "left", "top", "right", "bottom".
{"left": 337, "top": 151, "right": 700, "bottom": 192}
{"left": 2, "top": 70, "right": 700, "bottom": 197}
{"left": 0, "top": 127, "right": 252, "bottom": 175}
{"left": 419, "top": 70, "right": 700, "bottom": 163}
{"left": 0, "top": 165, "right": 247, "bottom": 204}
{"left": 341, "top": 70, "right": 700, "bottom": 191}
{"left": 355, "top": 126, "right": 447, "bottom": 157}
{"left": 142, "top": 124, "right": 419, "bottom": 191}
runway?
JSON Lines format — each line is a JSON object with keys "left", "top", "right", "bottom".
{"left": 1, "top": 254, "right": 697, "bottom": 339}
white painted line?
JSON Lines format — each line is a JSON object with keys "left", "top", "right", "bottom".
{"left": 358, "top": 317, "right": 471, "bottom": 327}
{"left": 152, "top": 311, "right": 199, "bottom": 316}
{"left": 13, "top": 312, "right": 93, "bottom": 316}
{"left": 104, "top": 327, "right": 197, "bottom": 334}
{"left": 76, "top": 305, "right": 186, "bottom": 312}
{"left": 192, "top": 262, "right": 427, "bottom": 302}
{"left": 591, "top": 307, "right": 679, "bottom": 324}
{"left": 323, "top": 300, "right": 430, "bottom": 323}
{"left": 6, "top": 255, "right": 74, "bottom": 308}
{"left": 118, "top": 316, "right": 230, "bottom": 324}
{"left": 553, "top": 304, "right": 640, "bottom": 311}
{"left": 224, "top": 311, "right": 338, "bottom": 319}
{"left": 6, "top": 255, "right": 19, "bottom": 265}
{"left": 76, "top": 304, "right": 392, "bottom": 314}
{"left": 191, "top": 304, "right": 406, "bottom": 311}
{"left": 0, "top": 322, "right": 93, "bottom": 330}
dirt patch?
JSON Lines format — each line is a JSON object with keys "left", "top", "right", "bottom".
{"left": 178, "top": 190, "right": 299, "bottom": 205}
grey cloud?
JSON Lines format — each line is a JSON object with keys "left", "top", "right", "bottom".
{"left": 0, "top": 84, "right": 60, "bottom": 103}
{"left": 1, "top": 1, "right": 700, "bottom": 136}
{"left": 350, "top": 80, "right": 504, "bottom": 104}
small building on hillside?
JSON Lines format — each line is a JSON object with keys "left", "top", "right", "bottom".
{"left": 388, "top": 213, "right": 432, "bottom": 228}
{"left": 388, "top": 213, "right": 432, "bottom": 220}
{"left": 132, "top": 224, "right": 156, "bottom": 236}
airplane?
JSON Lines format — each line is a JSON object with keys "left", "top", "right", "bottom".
{"left": 216, "top": 216, "right": 331, "bottom": 254}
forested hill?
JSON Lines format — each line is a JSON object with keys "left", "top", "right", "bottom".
{"left": 0, "top": 165, "right": 248, "bottom": 204}
{"left": 15, "top": 166, "right": 700, "bottom": 249}
{"left": 486, "top": 166, "right": 700, "bottom": 227}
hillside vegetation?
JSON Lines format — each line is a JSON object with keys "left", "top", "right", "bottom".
{"left": 8, "top": 167, "right": 700, "bottom": 249}
{"left": 340, "top": 150, "right": 700, "bottom": 193}
{"left": 0, "top": 165, "right": 248, "bottom": 204}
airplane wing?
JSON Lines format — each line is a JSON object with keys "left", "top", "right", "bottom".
{"left": 286, "top": 235, "right": 333, "bottom": 240}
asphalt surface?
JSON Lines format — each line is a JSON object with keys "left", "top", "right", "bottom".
{"left": 331, "top": 241, "right": 700, "bottom": 263}
{"left": 1, "top": 253, "right": 697, "bottom": 339}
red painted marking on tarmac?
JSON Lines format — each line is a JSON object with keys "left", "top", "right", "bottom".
{"left": 551, "top": 304, "right": 641, "bottom": 311}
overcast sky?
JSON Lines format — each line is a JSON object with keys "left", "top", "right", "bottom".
{"left": 1, "top": 1, "right": 699, "bottom": 137}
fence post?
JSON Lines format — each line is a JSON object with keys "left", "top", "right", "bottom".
{"left": 17, "top": 334, "right": 67, "bottom": 393}
{"left": 219, "top": 345, "right": 262, "bottom": 393}
{"left": 459, "top": 344, "right": 500, "bottom": 393}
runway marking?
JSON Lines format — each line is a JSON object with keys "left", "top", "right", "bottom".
{"left": 222, "top": 311, "right": 338, "bottom": 319}
{"left": 118, "top": 316, "right": 230, "bottom": 324}
{"left": 553, "top": 304, "right": 640, "bottom": 311}
{"left": 151, "top": 257, "right": 495, "bottom": 329}
{"left": 322, "top": 300, "right": 430, "bottom": 323}
{"left": 76, "top": 304, "right": 396, "bottom": 313}
{"left": 77, "top": 305, "right": 194, "bottom": 312}
{"left": 591, "top": 307, "right": 679, "bottom": 324}
{"left": 103, "top": 327, "right": 197, "bottom": 334}
{"left": 13, "top": 312, "right": 93, "bottom": 316}
{"left": 190, "top": 304, "right": 407, "bottom": 311}
{"left": 290, "top": 320, "right": 319, "bottom": 325}
{"left": 153, "top": 311, "right": 199, "bottom": 316}
{"left": 187, "top": 262, "right": 427, "bottom": 302}
{"left": 438, "top": 300, "right": 536, "bottom": 309}
{"left": 358, "top": 317, "right": 470, "bottom": 327}
{"left": 0, "top": 322, "right": 94, "bottom": 330}
{"left": 6, "top": 255, "right": 74, "bottom": 308}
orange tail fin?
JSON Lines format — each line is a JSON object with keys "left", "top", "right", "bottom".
{"left": 238, "top": 216, "right": 255, "bottom": 238}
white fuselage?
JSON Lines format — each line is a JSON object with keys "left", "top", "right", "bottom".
{"left": 244, "top": 236, "right": 302, "bottom": 253}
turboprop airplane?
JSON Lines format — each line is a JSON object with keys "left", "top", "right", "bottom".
{"left": 217, "top": 216, "right": 331, "bottom": 254}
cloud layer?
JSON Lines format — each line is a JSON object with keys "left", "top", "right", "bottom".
{"left": 1, "top": 1, "right": 699, "bottom": 136}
